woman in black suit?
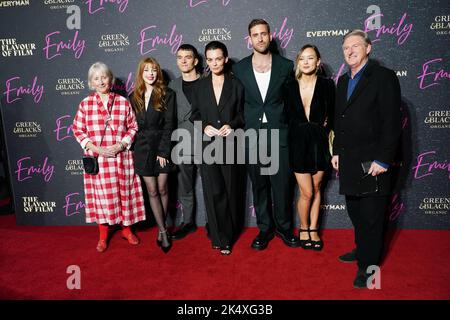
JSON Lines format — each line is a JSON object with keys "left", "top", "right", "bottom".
{"left": 190, "top": 41, "right": 245, "bottom": 255}
{"left": 284, "top": 45, "right": 335, "bottom": 251}
{"left": 130, "top": 57, "right": 175, "bottom": 253}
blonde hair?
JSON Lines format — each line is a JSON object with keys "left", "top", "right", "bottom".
{"left": 87, "top": 62, "right": 114, "bottom": 90}
{"left": 343, "top": 29, "right": 372, "bottom": 46}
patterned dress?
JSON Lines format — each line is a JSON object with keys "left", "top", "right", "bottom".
{"left": 72, "top": 92, "right": 145, "bottom": 226}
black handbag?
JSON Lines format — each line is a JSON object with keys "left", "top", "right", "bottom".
{"left": 82, "top": 155, "right": 99, "bottom": 175}
{"left": 83, "top": 123, "right": 109, "bottom": 175}
{"left": 82, "top": 99, "right": 113, "bottom": 175}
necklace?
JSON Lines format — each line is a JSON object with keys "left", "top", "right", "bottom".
{"left": 253, "top": 54, "right": 272, "bottom": 73}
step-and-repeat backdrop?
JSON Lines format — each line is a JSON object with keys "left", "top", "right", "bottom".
{"left": 0, "top": 0, "right": 448, "bottom": 228}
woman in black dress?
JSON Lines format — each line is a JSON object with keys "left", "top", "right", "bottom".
{"left": 130, "top": 57, "right": 175, "bottom": 253}
{"left": 189, "top": 41, "right": 245, "bottom": 255}
{"left": 285, "top": 45, "right": 335, "bottom": 251}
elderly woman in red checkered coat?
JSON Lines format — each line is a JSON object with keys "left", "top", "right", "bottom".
{"left": 72, "top": 62, "right": 146, "bottom": 253}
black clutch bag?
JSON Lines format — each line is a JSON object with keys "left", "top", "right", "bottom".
{"left": 81, "top": 103, "right": 113, "bottom": 176}
{"left": 82, "top": 156, "right": 99, "bottom": 175}
{"left": 358, "top": 161, "right": 379, "bottom": 195}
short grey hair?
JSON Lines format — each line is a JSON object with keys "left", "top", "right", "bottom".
{"left": 343, "top": 29, "right": 372, "bottom": 46}
{"left": 87, "top": 62, "right": 114, "bottom": 90}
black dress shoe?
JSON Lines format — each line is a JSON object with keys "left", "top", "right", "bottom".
{"left": 275, "top": 230, "right": 301, "bottom": 248}
{"left": 170, "top": 223, "right": 197, "bottom": 240}
{"left": 353, "top": 268, "right": 370, "bottom": 289}
{"left": 251, "top": 231, "right": 274, "bottom": 251}
{"left": 338, "top": 249, "right": 357, "bottom": 263}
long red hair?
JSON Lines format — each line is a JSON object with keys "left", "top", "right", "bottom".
{"left": 132, "top": 57, "right": 166, "bottom": 113}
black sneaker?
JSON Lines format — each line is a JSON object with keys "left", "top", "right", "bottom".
{"left": 338, "top": 249, "right": 357, "bottom": 263}
{"left": 170, "top": 223, "right": 197, "bottom": 240}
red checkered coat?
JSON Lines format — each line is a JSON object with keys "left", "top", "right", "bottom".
{"left": 72, "top": 92, "right": 146, "bottom": 226}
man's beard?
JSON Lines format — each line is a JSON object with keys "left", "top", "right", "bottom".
{"left": 253, "top": 42, "right": 270, "bottom": 54}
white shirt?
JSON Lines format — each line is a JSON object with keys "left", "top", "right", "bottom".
{"left": 253, "top": 68, "right": 271, "bottom": 123}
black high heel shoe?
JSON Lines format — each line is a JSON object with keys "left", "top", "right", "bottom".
{"left": 158, "top": 229, "right": 172, "bottom": 254}
{"left": 308, "top": 229, "right": 323, "bottom": 251}
{"left": 299, "top": 228, "right": 312, "bottom": 250}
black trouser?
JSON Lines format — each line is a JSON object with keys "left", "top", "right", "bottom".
{"left": 200, "top": 164, "right": 240, "bottom": 248}
{"left": 246, "top": 126, "right": 291, "bottom": 234}
{"left": 345, "top": 195, "right": 389, "bottom": 270}
{"left": 177, "top": 162, "right": 198, "bottom": 225}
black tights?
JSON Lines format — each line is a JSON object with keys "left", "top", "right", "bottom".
{"left": 143, "top": 174, "right": 169, "bottom": 246}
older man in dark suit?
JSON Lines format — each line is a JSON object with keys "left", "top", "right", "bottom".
{"left": 332, "top": 30, "right": 401, "bottom": 288}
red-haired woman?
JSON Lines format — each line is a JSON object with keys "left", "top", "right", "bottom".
{"left": 130, "top": 57, "right": 176, "bottom": 253}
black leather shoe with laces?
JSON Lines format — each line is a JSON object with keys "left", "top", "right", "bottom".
{"left": 251, "top": 231, "right": 274, "bottom": 251}
{"left": 275, "top": 229, "right": 301, "bottom": 248}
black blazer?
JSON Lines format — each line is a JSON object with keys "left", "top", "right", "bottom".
{"left": 190, "top": 73, "right": 245, "bottom": 131}
{"left": 129, "top": 88, "right": 176, "bottom": 162}
{"left": 284, "top": 76, "right": 335, "bottom": 128}
{"left": 333, "top": 60, "right": 401, "bottom": 196}
{"left": 189, "top": 73, "right": 245, "bottom": 162}
{"left": 232, "top": 54, "right": 294, "bottom": 146}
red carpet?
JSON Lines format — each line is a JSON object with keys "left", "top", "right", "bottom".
{"left": 0, "top": 214, "right": 449, "bottom": 300}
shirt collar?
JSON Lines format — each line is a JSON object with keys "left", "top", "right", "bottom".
{"left": 348, "top": 61, "right": 368, "bottom": 80}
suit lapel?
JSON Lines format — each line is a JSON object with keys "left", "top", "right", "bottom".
{"left": 291, "top": 80, "right": 307, "bottom": 121}
{"left": 346, "top": 74, "right": 370, "bottom": 107}
{"left": 218, "top": 73, "right": 232, "bottom": 113}
{"left": 264, "top": 54, "right": 280, "bottom": 103}
{"left": 174, "top": 77, "right": 192, "bottom": 120}
{"left": 242, "top": 55, "right": 264, "bottom": 104}
{"left": 343, "top": 61, "right": 374, "bottom": 112}
{"left": 206, "top": 74, "right": 221, "bottom": 121}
